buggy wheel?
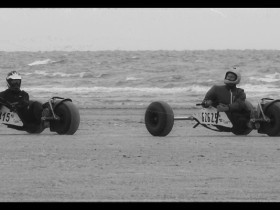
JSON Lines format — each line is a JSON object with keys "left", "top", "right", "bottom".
{"left": 23, "top": 101, "right": 45, "bottom": 134}
{"left": 260, "top": 102, "right": 280, "bottom": 136}
{"left": 145, "top": 101, "right": 174, "bottom": 136}
{"left": 230, "top": 99, "right": 253, "bottom": 136}
{"left": 26, "top": 123, "right": 45, "bottom": 134}
{"left": 51, "top": 101, "right": 80, "bottom": 135}
{"left": 231, "top": 127, "right": 252, "bottom": 136}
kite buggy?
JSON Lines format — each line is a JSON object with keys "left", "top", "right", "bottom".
{"left": 0, "top": 96, "right": 80, "bottom": 135}
{"left": 145, "top": 98, "right": 280, "bottom": 137}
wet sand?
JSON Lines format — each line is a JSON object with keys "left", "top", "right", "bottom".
{"left": 0, "top": 108, "right": 280, "bottom": 201}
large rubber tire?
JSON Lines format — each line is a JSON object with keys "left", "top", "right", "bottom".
{"left": 145, "top": 101, "right": 174, "bottom": 136}
{"left": 231, "top": 127, "right": 252, "bottom": 136}
{"left": 231, "top": 100, "right": 253, "bottom": 136}
{"left": 51, "top": 101, "right": 80, "bottom": 135}
{"left": 22, "top": 101, "right": 45, "bottom": 134}
{"left": 260, "top": 102, "right": 280, "bottom": 136}
{"left": 25, "top": 123, "right": 45, "bottom": 134}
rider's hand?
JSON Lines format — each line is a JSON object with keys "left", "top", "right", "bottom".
{"left": 10, "top": 102, "right": 19, "bottom": 112}
{"left": 10, "top": 106, "right": 17, "bottom": 112}
{"left": 10, "top": 105, "right": 17, "bottom": 112}
{"left": 201, "top": 100, "right": 212, "bottom": 108}
{"left": 217, "top": 104, "right": 230, "bottom": 112}
{"left": 9, "top": 103, "right": 19, "bottom": 112}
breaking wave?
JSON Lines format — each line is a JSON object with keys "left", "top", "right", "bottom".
{"left": 28, "top": 58, "right": 65, "bottom": 66}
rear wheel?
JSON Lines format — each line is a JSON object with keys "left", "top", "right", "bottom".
{"left": 260, "top": 102, "right": 280, "bottom": 136}
{"left": 51, "top": 101, "right": 80, "bottom": 135}
{"left": 145, "top": 101, "right": 174, "bottom": 136}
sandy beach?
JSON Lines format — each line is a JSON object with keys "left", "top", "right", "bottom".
{"left": 0, "top": 107, "right": 280, "bottom": 202}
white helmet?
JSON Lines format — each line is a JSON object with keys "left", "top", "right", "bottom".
{"left": 6, "top": 71, "right": 22, "bottom": 91}
{"left": 224, "top": 68, "right": 241, "bottom": 85}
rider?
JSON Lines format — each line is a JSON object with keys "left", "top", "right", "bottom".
{"left": 0, "top": 71, "right": 49, "bottom": 130}
{"left": 201, "top": 67, "right": 254, "bottom": 132}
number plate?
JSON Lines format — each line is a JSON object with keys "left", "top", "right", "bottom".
{"left": 0, "top": 106, "right": 23, "bottom": 126}
{"left": 194, "top": 107, "right": 232, "bottom": 127}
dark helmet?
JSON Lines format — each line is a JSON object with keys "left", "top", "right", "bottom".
{"left": 224, "top": 67, "right": 241, "bottom": 86}
{"left": 6, "top": 71, "right": 22, "bottom": 91}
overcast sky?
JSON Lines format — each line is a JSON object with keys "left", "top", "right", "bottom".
{"left": 0, "top": 8, "right": 280, "bottom": 51}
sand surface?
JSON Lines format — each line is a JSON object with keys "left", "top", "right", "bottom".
{"left": 0, "top": 108, "right": 280, "bottom": 202}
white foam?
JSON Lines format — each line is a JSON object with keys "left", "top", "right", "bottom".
{"left": 28, "top": 58, "right": 65, "bottom": 66}
{"left": 125, "top": 76, "right": 141, "bottom": 81}
{"left": 249, "top": 72, "right": 280, "bottom": 83}
{"left": 32, "top": 70, "right": 86, "bottom": 78}
{"left": 240, "top": 84, "right": 280, "bottom": 93}
{"left": 23, "top": 86, "right": 208, "bottom": 94}
{"left": 28, "top": 59, "right": 54, "bottom": 66}
{"left": 21, "top": 85, "right": 279, "bottom": 103}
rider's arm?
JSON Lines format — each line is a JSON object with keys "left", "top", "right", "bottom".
{"left": 202, "top": 85, "right": 217, "bottom": 107}
{"left": 0, "top": 90, "right": 9, "bottom": 109}
{"left": 228, "top": 89, "right": 248, "bottom": 112}
{"left": 0, "top": 92, "right": 4, "bottom": 109}
{"left": 16, "top": 91, "right": 29, "bottom": 110}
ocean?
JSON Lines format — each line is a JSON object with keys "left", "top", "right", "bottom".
{"left": 0, "top": 50, "right": 279, "bottom": 109}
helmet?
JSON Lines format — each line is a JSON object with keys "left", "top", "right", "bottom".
{"left": 6, "top": 71, "right": 22, "bottom": 91}
{"left": 224, "top": 68, "right": 241, "bottom": 86}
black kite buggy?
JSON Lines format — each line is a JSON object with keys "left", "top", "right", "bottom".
{"left": 0, "top": 96, "right": 80, "bottom": 135}
{"left": 145, "top": 98, "right": 280, "bottom": 137}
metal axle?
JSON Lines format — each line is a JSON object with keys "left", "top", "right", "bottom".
{"left": 174, "top": 116, "right": 194, "bottom": 121}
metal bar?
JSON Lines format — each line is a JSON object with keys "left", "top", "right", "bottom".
{"left": 48, "top": 99, "right": 59, "bottom": 120}
{"left": 174, "top": 116, "right": 194, "bottom": 121}
{"left": 42, "top": 116, "right": 61, "bottom": 121}
{"left": 258, "top": 102, "right": 268, "bottom": 121}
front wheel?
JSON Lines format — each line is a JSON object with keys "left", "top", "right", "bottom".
{"left": 230, "top": 99, "right": 253, "bottom": 136}
{"left": 50, "top": 101, "right": 80, "bottom": 135}
{"left": 23, "top": 101, "right": 45, "bottom": 134}
{"left": 25, "top": 123, "right": 45, "bottom": 134}
{"left": 145, "top": 101, "right": 174, "bottom": 136}
{"left": 260, "top": 102, "right": 280, "bottom": 136}
{"left": 231, "top": 127, "right": 252, "bottom": 136}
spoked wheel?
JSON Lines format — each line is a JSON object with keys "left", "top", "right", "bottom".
{"left": 51, "top": 101, "right": 80, "bottom": 135}
{"left": 260, "top": 102, "right": 280, "bottom": 136}
{"left": 145, "top": 101, "right": 174, "bottom": 136}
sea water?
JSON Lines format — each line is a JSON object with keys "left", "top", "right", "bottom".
{"left": 0, "top": 50, "right": 279, "bottom": 109}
